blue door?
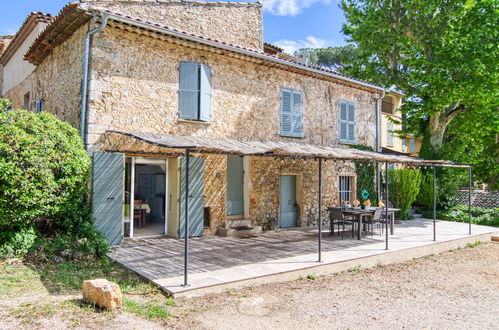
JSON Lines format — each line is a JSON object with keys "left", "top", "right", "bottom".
{"left": 227, "top": 155, "right": 244, "bottom": 215}
{"left": 279, "top": 175, "right": 297, "bottom": 228}
{"left": 179, "top": 156, "right": 205, "bottom": 238}
{"left": 92, "top": 152, "right": 124, "bottom": 245}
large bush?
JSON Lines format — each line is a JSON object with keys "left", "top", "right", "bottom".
{"left": 388, "top": 168, "right": 422, "bottom": 217}
{"left": 0, "top": 99, "right": 90, "bottom": 226}
{"left": 421, "top": 205, "right": 499, "bottom": 227}
{"left": 0, "top": 99, "right": 108, "bottom": 259}
{"left": 416, "top": 171, "right": 439, "bottom": 210}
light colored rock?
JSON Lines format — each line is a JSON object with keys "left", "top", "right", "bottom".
{"left": 82, "top": 278, "right": 122, "bottom": 310}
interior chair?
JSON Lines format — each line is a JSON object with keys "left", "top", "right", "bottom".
{"left": 133, "top": 199, "right": 145, "bottom": 228}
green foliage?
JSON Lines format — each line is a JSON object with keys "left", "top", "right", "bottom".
{"left": 0, "top": 100, "right": 91, "bottom": 227}
{"left": 123, "top": 298, "right": 171, "bottom": 319}
{"left": 0, "top": 99, "right": 107, "bottom": 259}
{"left": 294, "top": 44, "right": 357, "bottom": 71}
{"left": 388, "top": 169, "right": 422, "bottom": 217}
{"left": 351, "top": 145, "right": 378, "bottom": 204}
{"left": 0, "top": 226, "right": 38, "bottom": 258}
{"left": 421, "top": 205, "right": 499, "bottom": 227}
{"left": 417, "top": 172, "right": 439, "bottom": 210}
{"left": 334, "top": 0, "right": 499, "bottom": 185}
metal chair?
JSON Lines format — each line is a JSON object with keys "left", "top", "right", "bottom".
{"left": 365, "top": 208, "right": 383, "bottom": 237}
{"left": 329, "top": 208, "right": 356, "bottom": 240}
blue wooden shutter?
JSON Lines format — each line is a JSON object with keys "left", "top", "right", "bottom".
{"left": 387, "top": 122, "right": 394, "bottom": 146}
{"left": 199, "top": 64, "right": 211, "bottom": 122}
{"left": 347, "top": 102, "right": 355, "bottom": 142}
{"left": 340, "top": 101, "right": 347, "bottom": 141}
{"left": 281, "top": 89, "right": 292, "bottom": 135}
{"left": 92, "top": 152, "right": 124, "bottom": 245}
{"left": 179, "top": 62, "right": 199, "bottom": 120}
{"left": 179, "top": 156, "right": 205, "bottom": 238}
{"left": 35, "top": 100, "right": 43, "bottom": 113}
{"left": 291, "top": 91, "right": 303, "bottom": 137}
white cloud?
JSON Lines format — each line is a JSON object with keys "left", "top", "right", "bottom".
{"left": 273, "top": 35, "right": 331, "bottom": 54}
{"left": 264, "top": 0, "right": 333, "bottom": 16}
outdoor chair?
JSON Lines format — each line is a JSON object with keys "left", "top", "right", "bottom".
{"left": 365, "top": 208, "right": 383, "bottom": 237}
{"left": 329, "top": 208, "right": 357, "bottom": 240}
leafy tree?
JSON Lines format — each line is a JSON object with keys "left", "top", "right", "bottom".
{"left": 388, "top": 169, "right": 422, "bottom": 217}
{"left": 339, "top": 0, "right": 498, "bottom": 147}
{"left": 294, "top": 44, "right": 357, "bottom": 71}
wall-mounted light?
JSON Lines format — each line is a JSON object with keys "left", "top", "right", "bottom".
{"left": 215, "top": 172, "right": 222, "bottom": 178}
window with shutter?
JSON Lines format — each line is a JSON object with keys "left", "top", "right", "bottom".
{"left": 179, "top": 62, "right": 211, "bottom": 121}
{"left": 409, "top": 139, "right": 415, "bottom": 153}
{"left": 280, "top": 89, "right": 303, "bottom": 137}
{"left": 339, "top": 100, "right": 356, "bottom": 143}
{"left": 387, "top": 122, "right": 394, "bottom": 146}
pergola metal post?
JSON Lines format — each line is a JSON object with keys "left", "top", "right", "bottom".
{"left": 183, "top": 149, "right": 190, "bottom": 287}
{"left": 433, "top": 166, "right": 436, "bottom": 241}
{"left": 385, "top": 162, "right": 389, "bottom": 250}
{"left": 468, "top": 166, "right": 472, "bottom": 235}
{"left": 318, "top": 158, "right": 323, "bottom": 262}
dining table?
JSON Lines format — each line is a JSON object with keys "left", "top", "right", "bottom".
{"left": 342, "top": 207, "right": 400, "bottom": 240}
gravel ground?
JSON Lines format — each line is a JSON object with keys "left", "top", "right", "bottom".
{"left": 1, "top": 242, "right": 497, "bottom": 329}
{"left": 166, "top": 242, "right": 499, "bottom": 329}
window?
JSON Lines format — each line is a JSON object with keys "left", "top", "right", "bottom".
{"left": 280, "top": 89, "right": 303, "bottom": 137}
{"left": 178, "top": 62, "right": 211, "bottom": 121}
{"left": 340, "top": 100, "right": 355, "bottom": 143}
{"left": 402, "top": 138, "right": 406, "bottom": 151}
{"left": 387, "top": 122, "right": 394, "bottom": 146}
{"left": 35, "top": 99, "right": 43, "bottom": 113}
{"left": 409, "top": 139, "right": 415, "bottom": 153}
{"left": 339, "top": 176, "right": 353, "bottom": 203}
{"left": 23, "top": 92, "right": 30, "bottom": 110}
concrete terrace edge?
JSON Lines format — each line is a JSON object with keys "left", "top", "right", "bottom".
{"left": 163, "top": 231, "right": 499, "bottom": 297}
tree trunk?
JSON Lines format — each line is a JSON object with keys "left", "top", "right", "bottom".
{"left": 427, "top": 103, "right": 465, "bottom": 148}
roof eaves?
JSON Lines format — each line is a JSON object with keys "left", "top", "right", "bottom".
{"left": 0, "top": 12, "right": 54, "bottom": 65}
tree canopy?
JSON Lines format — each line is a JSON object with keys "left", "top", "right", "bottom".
{"left": 297, "top": 0, "right": 498, "bottom": 187}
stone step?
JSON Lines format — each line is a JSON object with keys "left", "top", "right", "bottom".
{"left": 217, "top": 225, "right": 263, "bottom": 237}
{"left": 226, "top": 219, "right": 251, "bottom": 228}
{"left": 492, "top": 236, "right": 499, "bottom": 242}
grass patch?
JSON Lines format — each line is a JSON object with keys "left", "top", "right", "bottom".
{"left": 0, "top": 263, "right": 43, "bottom": 296}
{"left": 32, "top": 257, "right": 158, "bottom": 295}
{"left": 123, "top": 298, "right": 170, "bottom": 319}
{"left": 466, "top": 241, "right": 484, "bottom": 248}
{"left": 306, "top": 274, "right": 317, "bottom": 280}
{"left": 13, "top": 302, "right": 58, "bottom": 326}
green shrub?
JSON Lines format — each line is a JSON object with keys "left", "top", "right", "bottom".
{"left": 0, "top": 100, "right": 90, "bottom": 227}
{"left": 417, "top": 172, "right": 439, "bottom": 210}
{"left": 388, "top": 169, "right": 422, "bottom": 218}
{"left": 0, "top": 99, "right": 107, "bottom": 259}
{"left": 0, "top": 226, "right": 38, "bottom": 258}
{"left": 351, "top": 145, "right": 378, "bottom": 204}
{"left": 421, "top": 205, "right": 499, "bottom": 227}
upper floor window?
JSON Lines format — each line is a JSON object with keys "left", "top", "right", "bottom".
{"left": 178, "top": 62, "right": 211, "bottom": 121}
{"left": 382, "top": 96, "right": 395, "bottom": 114}
{"left": 280, "top": 88, "right": 303, "bottom": 137}
{"left": 387, "top": 122, "right": 394, "bottom": 146}
{"left": 409, "top": 139, "right": 416, "bottom": 153}
{"left": 339, "top": 100, "right": 355, "bottom": 143}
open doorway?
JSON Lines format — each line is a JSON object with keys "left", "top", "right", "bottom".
{"left": 124, "top": 157, "right": 168, "bottom": 238}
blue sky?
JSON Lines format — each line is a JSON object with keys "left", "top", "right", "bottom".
{"left": 0, "top": 0, "right": 347, "bottom": 54}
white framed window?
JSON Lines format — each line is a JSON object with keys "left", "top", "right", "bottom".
{"left": 339, "top": 176, "right": 353, "bottom": 203}
{"left": 280, "top": 88, "right": 303, "bottom": 137}
{"left": 340, "top": 100, "right": 355, "bottom": 143}
{"left": 179, "top": 62, "right": 211, "bottom": 121}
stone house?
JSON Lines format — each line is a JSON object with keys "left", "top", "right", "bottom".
{"left": 1, "top": 1, "right": 386, "bottom": 244}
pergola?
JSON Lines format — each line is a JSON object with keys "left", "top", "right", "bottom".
{"left": 100, "top": 130, "right": 474, "bottom": 287}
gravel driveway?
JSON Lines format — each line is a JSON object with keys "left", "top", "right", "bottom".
{"left": 167, "top": 242, "right": 499, "bottom": 329}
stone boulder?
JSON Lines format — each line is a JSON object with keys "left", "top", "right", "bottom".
{"left": 82, "top": 279, "right": 122, "bottom": 310}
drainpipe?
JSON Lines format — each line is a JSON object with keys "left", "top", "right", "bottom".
{"left": 80, "top": 13, "right": 109, "bottom": 147}
{"left": 375, "top": 89, "right": 386, "bottom": 201}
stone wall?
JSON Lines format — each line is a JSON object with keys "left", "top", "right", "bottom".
{"left": 248, "top": 157, "right": 357, "bottom": 228}
{"left": 80, "top": 0, "right": 263, "bottom": 51}
{"left": 451, "top": 190, "right": 499, "bottom": 209}
{"left": 200, "top": 153, "right": 227, "bottom": 234}
{"left": 4, "top": 24, "right": 87, "bottom": 127}
{"left": 87, "top": 26, "right": 379, "bottom": 150}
